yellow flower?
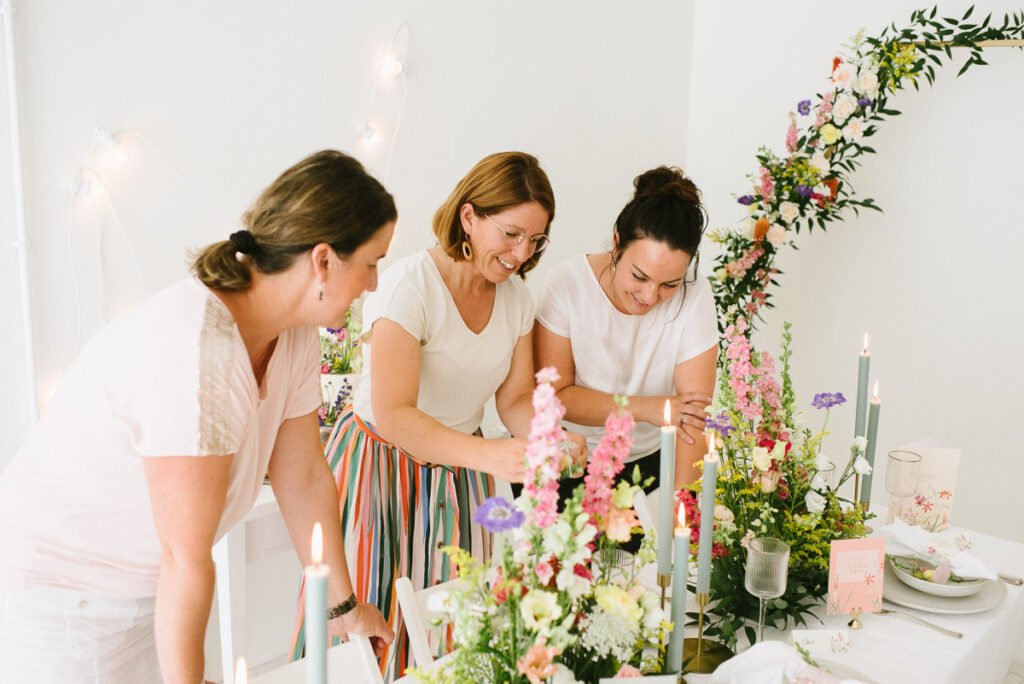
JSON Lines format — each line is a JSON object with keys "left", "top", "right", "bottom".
{"left": 595, "top": 585, "right": 643, "bottom": 624}
{"left": 819, "top": 123, "right": 841, "bottom": 145}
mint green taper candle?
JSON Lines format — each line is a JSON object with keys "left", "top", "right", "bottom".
{"left": 860, "top": 384, "right": 881, "bottom": 507}
{"left": 658, "top": 400, "right": 677, "bottom": 577}
{"left": 667, "top": 510, "right": 691, "bottom": 672}
{"left": 695, "top": 436, "right": 719, "bottom": 595}
{"left": 855, "top": 333, "right": 870, "bottom": 438}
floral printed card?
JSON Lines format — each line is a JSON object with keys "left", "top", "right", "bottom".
{"left": 888, "top": 446, "right": 960, "bottom": 532}
{"left": 791, "top": 628, "right": 851, "bottom": 656}
{"left": 826, "top": 538, "right": 885, "bottom": 615}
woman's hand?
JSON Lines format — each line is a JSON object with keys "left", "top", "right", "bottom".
{"left": 563, "top": 431, "right": 589, "bottom": 477}
{"left": 641, "top": 393, "right": 712, "bottom": 443}
{"left": 486, "top": 438, "right": 529, "bottom": 483}
{"left": 329, "top": 603, "right": 395, "bottom": 657}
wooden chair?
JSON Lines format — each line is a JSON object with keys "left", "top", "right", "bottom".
{"left": 248, "top": 635, "right": 383, "bottom": 684}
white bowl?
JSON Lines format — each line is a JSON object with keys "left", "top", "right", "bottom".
{"left": 888, "top": 557, "right": 986, "bottom": 598}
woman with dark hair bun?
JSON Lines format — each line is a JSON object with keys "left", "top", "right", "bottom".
{"left": 534, "top": 166, "right": 719, "bottom": 509}
{"left": 0, "top": 150, "right": 395, "bottom": 683}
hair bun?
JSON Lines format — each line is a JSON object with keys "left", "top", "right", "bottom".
{"left": 633, "top": 166, "right": 701, "bottom": 204}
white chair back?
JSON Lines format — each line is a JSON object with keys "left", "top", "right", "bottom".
{"left": 395, "top": 576, "right": 467, "bottom": 668}
{"left": 633, "top": 487, "right": 656, "bottom": 533}
{"left": 248, "top": 635, "right": 383, "bottom": 684}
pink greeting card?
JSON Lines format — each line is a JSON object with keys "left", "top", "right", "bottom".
{"left": 826, "top": 538, "right": 885, "bottom": 615}
{"left": 888, "top": 446, "right": 961, "bottom": 532}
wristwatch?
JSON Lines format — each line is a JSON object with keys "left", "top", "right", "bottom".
{"left": 326, "top": 592, "right": 358, "bottom": 620}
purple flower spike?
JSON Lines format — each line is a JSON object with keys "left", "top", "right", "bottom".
{"left": 705, "top": 411, "right": 736, "bottom": 438}
{"left": 474, "top": 496, "right": 524, "bottom": 532}
{"left": 857, "top": 98, "right": 874, "bottom": 109}
{"left": 737, "top": 195, "right": 755, "bottom": 206}
{"left": 797, "top": 99, "right": 812, "bottom": 116}
{"left": 811, "top": 392, "right": 847, "bottom": 410}
{"left": 796, "top": 185, "right": 813, "bottom": 199}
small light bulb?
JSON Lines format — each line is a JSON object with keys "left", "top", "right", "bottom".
{"left": 383, "top": 57, "right": 405, "bottom": 77}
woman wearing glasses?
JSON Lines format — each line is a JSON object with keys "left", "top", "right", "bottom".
{"left": 534, "top": 166, "right": 718, "bottom": 507}
{"left": 290, "top": 151, "right": 586, "bottom": 679}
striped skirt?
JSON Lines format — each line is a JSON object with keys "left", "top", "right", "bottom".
{"left": 288, "top": 406, "right": 496, "bottom": 681}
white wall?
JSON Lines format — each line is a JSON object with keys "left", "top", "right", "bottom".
{"left": 686, "top": 0, "right": 1024, "bottom": 542}
{"left": 0, "top": 0, "right": 696, "bottom": 471}
{"left": 2, "top": 1, "right": 697, "bottom": 677}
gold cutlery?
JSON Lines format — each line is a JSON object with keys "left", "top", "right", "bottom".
{"left": 878, "top": 608, "right": 963, "bottom": 639}
{"left": 999, "top": 573, "right": 1023, "bottom": 586}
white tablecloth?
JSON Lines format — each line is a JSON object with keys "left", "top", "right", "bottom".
{"left": 685, "top": 521, "right": 1024, "bottom": 683}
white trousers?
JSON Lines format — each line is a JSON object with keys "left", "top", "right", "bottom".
{"left": 0, "top": 590, "right": 161, "bottom": 683}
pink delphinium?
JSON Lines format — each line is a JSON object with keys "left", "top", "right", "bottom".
{"left": 582, "top": 402, "right": 635, "bottom": 529}
{"left": 524, "top": 368, "right": 569, "bottom": 528}
{"left": 785, "top": 112, "right": 799, "bottom": 153}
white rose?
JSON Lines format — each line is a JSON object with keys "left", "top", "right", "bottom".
{"left": 853, "top": 456, "right": 873, "bottom": 476}
{"left": 741, "top": 217, "right": 757, "bottom": 239}
{"left": 752, "top": 446, "right": 772, "bottom": 472}
{"left": 805, "top": 490, "right": 826, "bottom": 513}
{"left": 809, "top": 152, "right": 831, "bottom": 176}
{"left": 843, "top": 117, "right": 865, "bottom": 140}
{"left": 778, "top": 201, "right": 800, "bottom": 224}
{"left": 810, "top": 472, "right": 827, "bottom": 491}
{"left": 832, "top": 63, "right": 857, "bottom": 90}
{"left": 551, "top": 664, "right": 582, "bottom": 684}
{"left": 766, "top": 224, "right": 786, "bottom": 247}
{"left": 832, "top": 94, "right": 858, "bottom": 125}
{"left": 713, "top": 504, "right": 735, "bottom": 523}
{"left": 856, "top": 69, "right": 879, "bottom": 97}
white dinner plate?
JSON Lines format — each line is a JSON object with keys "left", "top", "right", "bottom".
{"left": 882, "top": 564, "right": 1006, "bottom": 614}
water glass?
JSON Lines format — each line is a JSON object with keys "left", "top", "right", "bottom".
{"left": 744, "top": 537, "right": 790, "bottom": 642}
{"left": 885, "top": 450, "right": 922, "bottom": 523}
{"left": 813, "top": 460, "right": 837, "bottom": 490}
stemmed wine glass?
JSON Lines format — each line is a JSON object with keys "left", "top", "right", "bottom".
{"left": 885, "top": 450, "right": 922, "bottom": 524}
{"left": 744, "top": 537, "right": 791, "bottom": 642}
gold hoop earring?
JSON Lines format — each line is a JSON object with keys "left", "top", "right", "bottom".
{"left": 461, "top": 240, "right": 473, "bottom": 260}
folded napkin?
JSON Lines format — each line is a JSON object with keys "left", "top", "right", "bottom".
{"left": 711, "top": 642, "right": 866, "bottom": 684}
{"left": 878, "top": 519, "right": 997, "bottom": 580}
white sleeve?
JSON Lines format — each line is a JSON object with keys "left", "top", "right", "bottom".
{"left": 363, "top": 266, "right": 427, "bottom": 342}
{"left": 535, "top": 266, "right": 571, "bottom": 338}
{"left": 676, "top": 277, "right": 720, "bottom": 364}
{"left": 512, "top": 277, "right": 537, "bottom": 337}
{"left": 284, "top": 326, "right": 323, "bottom": 420}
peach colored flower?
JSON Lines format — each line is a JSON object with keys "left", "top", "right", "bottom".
{"left": 517, "top": 641, "right": 559, "bottom": 684}
{"left": 754, "top": 217, "right": 771, "bottom": 242}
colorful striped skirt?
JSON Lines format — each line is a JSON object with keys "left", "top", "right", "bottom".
{"left": 288, "top": 406, "right": 496, "bottom": 681}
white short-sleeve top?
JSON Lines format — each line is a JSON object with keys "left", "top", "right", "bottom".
{"left": 0, "top": 278, "right": 321, "bottom": 598}
{"left": 536, "top": 255, "right": 718, "bottom": 460}
{"left": 352, "top": 250, "right": 535, "bottom": 437}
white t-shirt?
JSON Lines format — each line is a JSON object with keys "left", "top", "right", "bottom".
{"left": 0, "top": 278, "right": 321, "bottom": 599}
{"left": 536, "top": 255, "right": 718, "bottom": 460}
{"left": 353, "top": 250, "right": 535, "bottom": 438}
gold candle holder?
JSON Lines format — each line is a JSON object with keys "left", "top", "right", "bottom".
{"left": 682, "top": 593, "right": 734, "bottom": 674}
{"left": 658, "top": 573, "right": 671, "bottom": 611}
{"left": 848, "top": 607, "right": 864, "bottom": 630}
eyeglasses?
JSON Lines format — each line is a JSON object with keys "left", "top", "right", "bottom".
{"left": 483, "top": 214, "right": 550, "bottom": 254}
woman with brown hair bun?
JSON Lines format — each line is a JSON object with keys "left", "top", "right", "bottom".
{"left": 534, "top": 166, "right": 719, "bottom": 516}
{"left": 0, "top": 150, "right": 395, "bottom": 683}
{"left": 292, "top": 151, "right": 587, "bottom": 680}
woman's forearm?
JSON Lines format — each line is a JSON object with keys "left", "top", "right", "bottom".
{"left": 495, "top": 390, "right": 534, "bottom": 439}
{"left": 375, "top": 405, "right": 486, "bottom": 469}
{"left": 153, "top": 552, "right": 215, "bottom": 684}
{"left": 556, "top": 385, "right": 660, "bottom": 427}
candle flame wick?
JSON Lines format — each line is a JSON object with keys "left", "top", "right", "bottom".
{"left": 872, "top": 380, "right": 880, "bottom": 401}
{"left": 862, "top": 332, "right": 870, "bottom": 354}
{"left": 663, "top": 399, "right": 672, "bottom": 427}
{"left": 235, "top": 657, "right": 248, "bottom": 684}
{"left": 311, "top": 521, "right": 323, "bottom": 565}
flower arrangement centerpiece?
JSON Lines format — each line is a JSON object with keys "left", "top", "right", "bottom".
{"left": 318, "top": 310, "right": 361, "bottom": 428}
{"left": 413, "top": 369, "right": 673, "bottom": 684}
{"left": 692, "top": 321, "right": 872, "bottom": 648}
